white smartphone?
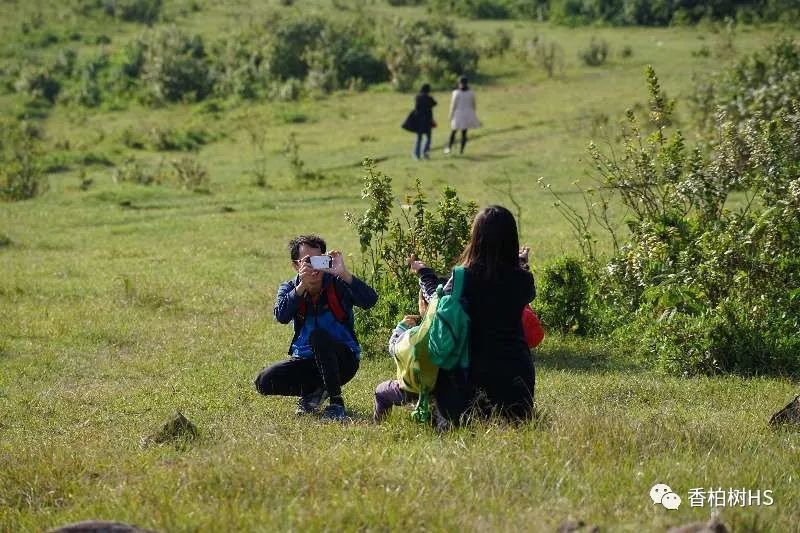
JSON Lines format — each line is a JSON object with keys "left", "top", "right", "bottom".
{"left": 309, "top": 255, "right": 332, "bottom": 270}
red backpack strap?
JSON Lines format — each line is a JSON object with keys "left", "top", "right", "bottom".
{"left": 297, "top": 297, "right": 307, "bottom": 322}
{"left": 325, "top": 278, "right": 347, "bottom": 323}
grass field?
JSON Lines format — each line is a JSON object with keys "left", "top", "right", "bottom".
{"left": 1, "top": 1, "right": 799, "bottom": 531}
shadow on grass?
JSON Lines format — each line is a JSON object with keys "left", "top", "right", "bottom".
{"left": 536, "top": 339, "right": 644, "bottom": 374}
{"left": 319, "top": 126, "right": 526, "bottom": 173}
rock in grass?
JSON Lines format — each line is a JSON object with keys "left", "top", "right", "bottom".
{"left": 557, "top": 519, "right": 599, "bottom": 532}
{"left": 769, "top": 395, "right": 800, "bottom": 427}
{"left": 47, "top": 520, "right": 158, "bottom": 532}
{"left": 667, "top": 512, "right": 729, "bottom": 533}
{"left": 141, "top": 411, "right": 198, "bottom": 447}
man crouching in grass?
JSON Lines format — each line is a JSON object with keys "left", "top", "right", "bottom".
{"left": 254, "top": 235, "right": 378, "bottom": 422}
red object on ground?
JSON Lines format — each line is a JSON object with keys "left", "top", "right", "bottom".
{"left": 522, "top": 305, "right": 545, "bottom": 349}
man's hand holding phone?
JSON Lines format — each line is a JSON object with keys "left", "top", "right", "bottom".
{"left": 296, "top": 255, "right": 322, "bottom": 295}
{"left": 304, "top": 250, "right": 352, "bottom": 284}
{"left": 325, "top": 250, "right": 352, "bottom": 284}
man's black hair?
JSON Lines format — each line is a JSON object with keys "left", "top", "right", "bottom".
{"left": 288, "top": 235, "right": 326, "bottom": 261}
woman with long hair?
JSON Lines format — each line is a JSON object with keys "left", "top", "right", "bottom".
{"left": 444, "top": 75, "right": 480, "bottom": 155}
{"left": 420, "top": 205, "right": 536, "bottom": 425}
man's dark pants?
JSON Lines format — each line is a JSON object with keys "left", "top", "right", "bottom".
{"left": 254, "top": 329, "right": 359, "bottom": 399}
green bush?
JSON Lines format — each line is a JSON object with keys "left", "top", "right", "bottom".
{"left": 430, "top": 0, "right": 512, "bottom": 19}
{"left": 148, "top": 126, "right": 210, "bottom": 151}
{"left": 380, "top": 18, "right": 479, "bottom": 91}
{"left": 138, "top": 26, "right": 211, "bottom": 103}
{"left": 483, "top": 28, "right": 513, "bottom": 58}
{"left": 690, "top": 37, "right": 800, "bottom": 133}
{"left": 518, "top": 36, "right": 564, "bottom": 78}
{"left": 537, "top": 256, "right": 592, "bottom": 335}
{"left": 632, "top": 296, "right": 800, "bottom": 376}
{"left": 112, "top": 158, "right": 159, "bottom": 185}
{"left": 77, "top": 0, "right": 162, "bottom": 24}
{"left": 171, "top": 157, "right": 209, "bottom": 191}
{"left": 345, "top": 159, "right": 477, "bottom": 356}
{"left": 211, "top": 15, "right": 387, "bottom": 98}
{"left": 548, "top": 64, "right": 800, "bottom": 375}
{"left": 430, "top": 0, "right": 547, "bottom": 20}
{"left": 14, "top": 66, "right": 61, "bottom": 104}
{"left": 0, "top": 120, "right": 47, "bottom": 201}
{"left": 579, "top": 37, "right": 610, "bottom": 67}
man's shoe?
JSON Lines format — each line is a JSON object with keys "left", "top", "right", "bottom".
{"left": 296, "top": 388, "right": 328, "bottom": 416}
{"left": 320, "top": 403, "right": 348, "bottom": 422}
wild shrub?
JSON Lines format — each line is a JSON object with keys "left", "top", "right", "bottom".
{"left": 137, "top": 26, "right": 211, "bottom": 103}
{"left": 690, "top": 37, "right": 800, "bottom": 134}
{"left": 14, "top": 66, "right": 61, "bottom": 104}
{"left": 148, "top": 126, "right": 209, "bottom": 151}
{"left": 77, "top": 0, "right": 162, "bottom": 24}
{"left": 537, "top": 256, "right": 592, "bottom": 335}
{"left": 283, "top": 133, "right": 322, "bottom": 182}
{"left": 547, "top": 0, "right": 797, "bottom": 26}
{"left": 430, "top": 0, "right": 512, "bottom": 19}
{"left": 0, "top": 119, "right": 47, "bottom": 201}
{"left": 108, "top": 0, "right": 163, "bottom": 24}
{"left": 379, "top": 18, "right": 479, "bottom": 91}
{"left": 209, "top": 29, "right": 271, "bottom": 99}
{"left": 519, "top": 36, "right": 563, "bottom": 78}
{"left": 579, "top": 37, "right": 610, "bottom": 67}
{"left": 246, "top": 124, "right": 269, "bottom": 188}
{"left": 171, "top": 157, "right": 209, "bottom": 191}
{"left": 345, "top": 158, "right": 477, "bottom": 357}
{"left": 483, "top": 28, "right": 513, "bottom": 58}
{"left": 429, "top": 0, "right": 548, "bottom": 20}
{"left": 112, "top": 158, "right": 159, "bottom": 185}
{"left": 547, "top": 64, "right": 800, "bottom": 375}
{"left": 211, "top": 15, "right": 386, "bottom": 98}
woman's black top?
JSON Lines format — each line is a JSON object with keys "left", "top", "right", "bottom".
{"left": 419, "top": 265, "right": 535, "bottom": 374}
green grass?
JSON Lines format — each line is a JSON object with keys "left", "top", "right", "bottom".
{"left": 1, "top": 1, "right": 799, "bottom": 531}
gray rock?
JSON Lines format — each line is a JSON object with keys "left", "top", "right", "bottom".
{"left": 667, "top": 512, "right": 729, "bottom": 533}
{"left": 47, "top": 520, "right": 158, "bottom": 533}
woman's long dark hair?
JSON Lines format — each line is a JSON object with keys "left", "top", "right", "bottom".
{"left": 459, "top": 205, "right": 520, "bottom": 279}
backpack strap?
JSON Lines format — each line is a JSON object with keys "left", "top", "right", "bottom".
{"left": 451, "top": 266, "right": 466, "bottom": 299}
{"left": 325, "top": 278, "right": 347, "bottom": 323}
{"left": 294, "top": 276, "right": 347, "bottom": 324}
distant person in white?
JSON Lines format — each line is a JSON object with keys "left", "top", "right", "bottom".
{"left": 444, "top": 75, "right": 480, "bottom": 155}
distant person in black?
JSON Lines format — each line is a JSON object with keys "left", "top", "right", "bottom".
{"left": 419, "top": 205, "right": 536, "bottom": 425}
{"left": 411, "top": 83, "right": 437, "bottom": 160}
